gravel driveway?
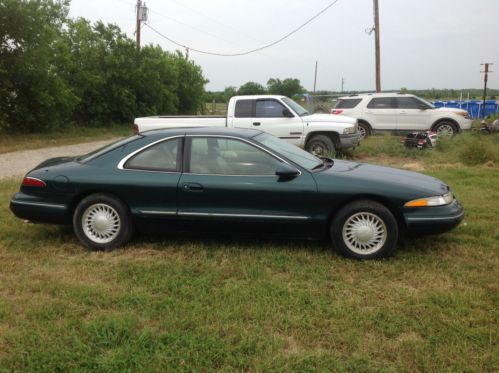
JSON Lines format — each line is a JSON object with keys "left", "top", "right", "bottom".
{"left": 0, "top": 139, "right": 120, "bottom": 179}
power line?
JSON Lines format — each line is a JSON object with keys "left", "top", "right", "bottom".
{"left": 144, "top": 0, "right": 342, "bottom": 57}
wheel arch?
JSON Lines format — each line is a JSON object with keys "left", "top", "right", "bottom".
{"left": 69, "top": 190, "right": 132, "bottom": 218}
{"left": 326, "top": 194, "right": 406, "bottom": 235}
{"left": 357, "top": 119, "right": 373, "bottom": 133}
{"left": 305, "top": 131, "right": 340, "bottom": 148}
{"left": 431, "top": 118, "right": 460, "bottom": 132}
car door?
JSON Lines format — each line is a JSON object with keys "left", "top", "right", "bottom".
{"left": 230, "top": 98, "right": 253, "bottom": 129}
{"left": 395, "top": 97, "right": 432, "bottom": 130}
{"left": 177, "top": 135, "right": 317, "bottom": 235}
{"left": 363, "top": 97, "right": 397, "bottom": 131}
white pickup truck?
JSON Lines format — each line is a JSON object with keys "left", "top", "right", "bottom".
{"left": 134, "top": 95, "right": 361, "bottom": 154}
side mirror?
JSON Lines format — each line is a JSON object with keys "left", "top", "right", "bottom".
{"left": 419, "top": 104, "right": 428, "bottom": 110}
{"left": 282, "top": 108, "right": 294, "bottom": 118}
{"left": 275, "top": 163, "right": 300, "bottom": 180}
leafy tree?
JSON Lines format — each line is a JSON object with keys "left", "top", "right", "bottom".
{"left": 223, "top": 86, "right": 237, "bottom": 102}
{"left": 0, "top": 0, "right": 76, "bottom": 132}
{"left": 237, "top": 82, "right": 266, "bottom": 95}
{"left": 267, "top": 78, "right": 304, "bottom": 97}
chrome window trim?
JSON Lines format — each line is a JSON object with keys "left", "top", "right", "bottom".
{"left": 186, "top": 134, "right": 302, "bottom": 177}
{"left": 11, "top": 200, "right": 67, "bottom": 210}
{"left": 117, "top": 135, "right": 183, "bottom": 171}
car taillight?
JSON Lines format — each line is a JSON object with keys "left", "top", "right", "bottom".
{"left": 132, "top": 123, "right": 139, "bottom": 134}
{"left": 22, "top": 177, "right": 46, "bottom": 188}
{"left": 418, "top": 139, "right": 426, "bottom": 145}
{"left": 331, "top": 109, "right": 343, "bottom": 115}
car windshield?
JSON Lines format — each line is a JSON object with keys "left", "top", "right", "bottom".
{"left": 282, "top": 97, "right": 309, "bottom": 116}
{"left": 253, "top": 132, "right": 322, "bottom": 170}
{"left": 77, "top": 136, "right": 142, "bottom": 162}
{"left": 415, "top": 96, "right": 436, "bottom": 109}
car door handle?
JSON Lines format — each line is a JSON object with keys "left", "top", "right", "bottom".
{"left": 399, "top": 111, "right": 408, "bottom": 115}
{"left": 252, "top": 122, "right": 261, "bottom": 126}
{"left": 182, "top": 182, "right": 203, "bottom": 192}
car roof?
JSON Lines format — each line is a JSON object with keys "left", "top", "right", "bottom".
{"left": 338, "top": 92, "right": 415, "bottom": 99}
{"left": 140, "top": 126, "right": 264, "bottom": 139}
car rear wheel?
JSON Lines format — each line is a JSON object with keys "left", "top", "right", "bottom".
{"left": 73, "top": 193, "right": 134, "bottom": 250}
{"left": 434, "top": 121, "right": 457, "bottom": 136}
{"left": 358, "top": 122, "right": 370, "bottom": 139}
{"left": 305, "top": 135, "right": 335, "bottom": 155}
{"left": 331, "top": 200, "right": 398, "bottom": 259}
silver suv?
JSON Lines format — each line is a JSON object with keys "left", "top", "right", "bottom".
{"left": 332, "top": 93, "right": 472, "bottom": 139}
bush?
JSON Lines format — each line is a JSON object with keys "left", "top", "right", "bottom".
{"left": 458, "top": 136, "right": 497, "bottom": 165}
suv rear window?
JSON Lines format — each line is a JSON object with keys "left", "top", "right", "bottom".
{"left": 335, "top": 99, "right": 362, "bottom": 109}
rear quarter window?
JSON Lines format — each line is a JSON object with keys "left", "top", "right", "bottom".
{"left": 335, "top": 99, "right": 362, "bottom": 109}
{"left": 235, "top": 100, "right": 253, "bottom": 118}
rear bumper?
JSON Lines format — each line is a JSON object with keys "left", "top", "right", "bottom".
{"left": 338, "top": 133, "right": 362, "bottom": 149}
{"left": 10, "top": 193, "right": 71, "bottom": 224}
{"left": 403, "top": 199, "right": 464, "bottom": 234}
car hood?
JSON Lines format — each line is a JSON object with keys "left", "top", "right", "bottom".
{"left": 315, "top": 160, "right": 449, "bottom": 198}
{"left": 435, "top": 107, "right": 468, "bottom": 115}
{"left": 304, "top": 113, "right": 357, "bottom": 126}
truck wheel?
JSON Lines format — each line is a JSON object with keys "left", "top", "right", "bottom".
{"left": 305, "top": 135, "right": 335, "bottom": 155}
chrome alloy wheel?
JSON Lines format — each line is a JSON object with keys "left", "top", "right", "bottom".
{"left": 82, "top": 203, "right": 121, "bottom": 244}
{"left": 358, "top": 125, "right": 367, "bottom": 139}
{"left": 342, "top": 212, "right": 387, "bottom": 255}
{"left": 436, "top": 124, "right": 455, "bottom": 136}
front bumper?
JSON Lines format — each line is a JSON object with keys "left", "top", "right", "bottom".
{"left": 10, "top": 192, "right": 71, "bottom": 224}
{"left": 338, "top": 132, "right": 362, "bottom": 149}
{"left": 403, "top": 199, "right": 464, "bottom": 234}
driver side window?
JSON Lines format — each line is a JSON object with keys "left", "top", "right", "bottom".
{"left": 189, "top": 137, "right": 281, "bottom": 175}
{"left": 255, "top": 100, "right": 286, "bottom": 118}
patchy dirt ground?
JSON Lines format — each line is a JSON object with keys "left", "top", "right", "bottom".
{"left": 0, "top": 139, "right": 119, "bottom": 179}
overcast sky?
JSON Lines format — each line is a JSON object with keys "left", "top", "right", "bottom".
{"left": 69, "top": 0, "right": 499, "bottom": 92}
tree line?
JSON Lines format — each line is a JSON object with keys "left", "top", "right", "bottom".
{"left": 205, "top": 78, "right": 305, "bottom": 103}
{"left": 0, "top": 0, "right": 207, "bottom": 133}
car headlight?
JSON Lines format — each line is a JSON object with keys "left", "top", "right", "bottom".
{"left": 343, "top": 126, "right": 356, "bottom": 134}
{"left": 404, "top": 192, "right": 454, "bottom": 207}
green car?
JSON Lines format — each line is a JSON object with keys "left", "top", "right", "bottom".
{"left": 10, "top": 127, "right": 464, "bottom": 259}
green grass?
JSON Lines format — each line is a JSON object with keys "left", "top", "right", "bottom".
{"left": 0, "top": 135, "right": 498, "bottom": 371}
{"left": 0, "top": 124, "right": 130, "bottom": 154}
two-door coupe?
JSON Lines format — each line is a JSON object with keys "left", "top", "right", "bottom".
{"left": 10, "top": 127, "right": 464, "bottom": 259}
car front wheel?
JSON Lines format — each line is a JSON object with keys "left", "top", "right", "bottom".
{"left": 305, "top": 135, "right": 335, "bottom": 155}
{"left": 434, "top": 121, "right": 457, "bottom": 136}
{"left": 73, "top": 193, "right": 134, "bottom": 250}
{"left": 331, "top": 200, "right": 398, "bottom": 259}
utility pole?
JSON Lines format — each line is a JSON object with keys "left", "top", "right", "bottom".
{"left": 373, "top": 0, "right": 381, "bottom": 92}
{"left": 135, "top": 1, "right": 148, "bottom": 48}
{"left": 341, "top": 77, "right": 344, "bottom": 93}
{"left": 313, "top": 61, "right": 318, "bottom": 93}
{"left": 480, "top": 63, "right": 493, "bottom": 118}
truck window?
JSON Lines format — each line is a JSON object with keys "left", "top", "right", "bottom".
{"left": 255, "top": 100, "right": 286, "bottom": 118}
{"left": 235, "top": 100, "right": 253, "bottom": 118}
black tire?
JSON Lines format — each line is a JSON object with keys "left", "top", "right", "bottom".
{"left": 73, "top": 193, "right": 134, "bottom": 250}
{"left": 434, "top": 121, "right": 457, "bottom": 136}
{"left": 330, "top": 200, "right": 398, "bottom": 259}
{"left": 358, "top": 122, "right": 370, "bottom": 139}
{"left": 305, "top": 135, "right": 335, "bottom": 156}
